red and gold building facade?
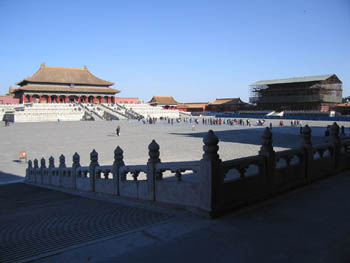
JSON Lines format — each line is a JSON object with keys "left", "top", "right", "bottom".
{"left": 148, "top": 96, "right": 179, "bottom": 109}
{"left": 13, "top": 63, "right": 119, "bottom": 104}
{"left": 206, "top": 98, "right": 249, "bottom": 112}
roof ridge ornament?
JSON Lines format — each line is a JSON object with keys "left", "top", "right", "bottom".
{"left": 84, "top": 65, "right": 88, "bottom": 70}
{"left": 41, "top": 62, "right": 45, "bottom": 68}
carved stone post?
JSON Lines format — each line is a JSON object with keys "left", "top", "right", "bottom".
{"left": 39, "top": 157, "right": 46, "bottom": 184}
{"left": 147, "top": 140, "right": 160, "bottom": 201}
{"left": 89, "top": 149, "right": 99, "bottom": 192}
{"left": 59, "top": 155, "right": 66, "bottom": 168}
{"left": 26, "top": 160, "right": 33, "bottom": 182}
{"left": 113, "top": 146, "right": 125, "bottom": 196}
{"left": 72, "top": 152, "right": 80, "bottom": 190}
{"left": 49, "top": 156, "right": 55, "bottom": 168}
{"left": 49, "top": 156, "right": 55, "bottom": 185}
{"left": 33, "top": 159, "right": 39, "bottom": 183}
{"left": 259, "top": 127, "right": 275, "bottom": 185}
{"left": 199, "top": 130, "right": 223, "bottom": 216}
{"left": 59, "top": 154, "right": 66, "bottom": 186}
{"left": 300, "top": 125, "right": 313, "bottom": 179}
{"left": 331, "top": 122, "right": 340, "bottom": 169}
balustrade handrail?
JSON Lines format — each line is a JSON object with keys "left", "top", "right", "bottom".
{"left": 156, "top": 160, "right": 200, "bottom": 169}
{"left": 120, "top": 165, "right": 147, "bottom": 175}
{"left": 100, "top": 104, "right": 130, "bottom": 119}
{"left": 312, "top": 143, "right": 334, "bottom": 153}
{"left": 222, "top": 155, "right": 264, "bottom": 168}
{"left": 114, "top": 103, "right": 143, "bottom": 119}
{"left": 275, "top": 148, "right": 303, "bottom": 159}
{"left": 76, "top": 166, "right": 89, "bottom": 171}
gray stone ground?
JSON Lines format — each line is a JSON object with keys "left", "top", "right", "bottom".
{"left": 1, "top": 118, "right": 349, "bottom": 183}
{"left": 32, "top": 171, "right": 350, "bottom": 263}
{"left": 1, "top": 118, "right": 350, "bottom": 263}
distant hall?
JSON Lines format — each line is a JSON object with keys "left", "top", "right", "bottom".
{"left": 12, "top": 63, "right": 119, "bottom": 104}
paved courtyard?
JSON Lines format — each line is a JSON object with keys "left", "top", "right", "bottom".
{"left": 1, "top": 170, "right": 350, "bottom": 263}
{"left": 1, "top": 118, "right": 348, "bottom": 183}
{"left": 0, "top": 183, "right": 172, "bottom": 263}
{"left": 1, "top": 118, "right": 350, "bottom": 263}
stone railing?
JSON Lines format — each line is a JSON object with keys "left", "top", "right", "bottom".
{"left": 25, "top": 122, "right": 350, "bottom": 217}
{"left": 80, "top": 103, "right": 104, "bottom": 120}
{"left": 100, "top": 103, "right": 129, "bottom": 120}
{"left": 113, "top": 103, "right": 142, "bottom": 119}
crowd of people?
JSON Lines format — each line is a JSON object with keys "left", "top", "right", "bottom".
{"left": 278, "top": 119, "right": 303, "bottom": 127}
{"left": 139, "top": 116, "right": 265, "bottom": 127}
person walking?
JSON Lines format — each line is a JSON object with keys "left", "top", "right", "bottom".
{"left": 116, "top": 125, "right": 120, "bottom": 136}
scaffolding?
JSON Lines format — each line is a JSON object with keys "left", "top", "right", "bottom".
{"left": 249, "top": 84, "right": 268, "bottom": 104}
{"left": 249, "top": 82, "right": 342, "bottom": 110}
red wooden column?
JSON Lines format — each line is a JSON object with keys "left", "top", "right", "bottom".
{"left": 39, "top": 95, "right": 42, "bottom": 103}
{"left": 93, "top": 96, "right": 96, "bottom": 104}
{"left": 78, "top": 96, "right": 81, "bottom": 103}
{"left": 29, "top": 95, "right": 33, "bottom": 102}
{"left": 65, "top": 96, "right": 69, "bottom": 103}
{"left": 48, "top": 96, "right": 52, "bottom": 103}
{"left": 56, "top": 96, "right": 59, "bottom": 103}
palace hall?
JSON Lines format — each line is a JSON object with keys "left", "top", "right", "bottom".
{"left": 249, "top": 74, "right": 342, "bottom": 111}
{"left": 12, "top": 63, "right": 119, "bottom": 104}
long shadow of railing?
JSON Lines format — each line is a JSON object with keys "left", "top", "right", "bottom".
{"left": 0, "top": 171, "right": 24, "bottom": 184}
{"left": 170, "top": 127, "right": 328, "bottom": 148}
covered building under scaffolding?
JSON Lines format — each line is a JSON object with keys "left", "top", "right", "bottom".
{"left": 249, "top": 74, "right": 342, "bottom": 112}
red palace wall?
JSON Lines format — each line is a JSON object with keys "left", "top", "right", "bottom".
{"left": 115, "top": 97, "right": 140, "bottom": 104}
{"left": 0, "top": 96, "right": 20, "bottom": 104}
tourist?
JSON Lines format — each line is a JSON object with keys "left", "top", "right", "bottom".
{"left": 116, "top": 126, "right": 120, "bottom": 136}
{"left": 341, "top": 126, "right": 345, "bottom": 136}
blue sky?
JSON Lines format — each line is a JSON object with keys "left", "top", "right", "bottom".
{"left": 0, "top": 0, "right": 349, "bottom": 102}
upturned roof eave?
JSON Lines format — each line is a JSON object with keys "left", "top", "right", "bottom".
{"left": 148, "top": 96, "right": 179, "bottom": 105}
{"left": 16, "top": 64, "right": 115, "bottom": 87}
{"left": 17, "top": 79, "right": 114, "bottom": 87}
{"left": 13, "top": 85, "right": 120, "bottom": 94}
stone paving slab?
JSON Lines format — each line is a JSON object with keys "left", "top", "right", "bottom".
{"left": 21, "top": 171, "right": 350, "bottom": 263}
{"left": 0, "top": 183, "right": 172, "bottom": 263}
{"left": 96, "top": 171, "right": 350, "bottom": 263}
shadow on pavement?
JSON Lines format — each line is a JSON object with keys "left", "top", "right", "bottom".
{"left": 170, "top": 127, "right": 327, "bottom": 148}
{"left": 0, "top": 171, "right": 24, "bottom": 184}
